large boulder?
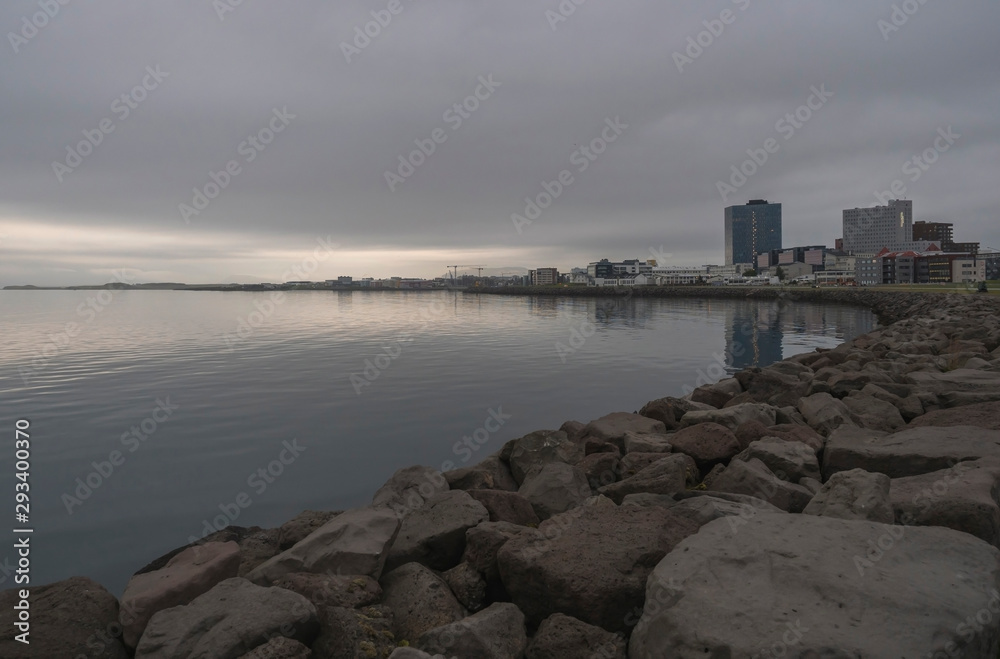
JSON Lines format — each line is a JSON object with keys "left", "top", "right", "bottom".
{"left": 466, "top": 489, "right": 541, "bottom": 526}
{"left": 277, "top": 511, "right": 341, "bottom": 549}
{"left": 577, "top": 452, "right": 622, "bottom": 490}
{"left": 638, "top": 398, "right": 710, "bottom": 429}
{"left": 843, "top": 392, "right": 907, "bottom": 432}
{"left": 891, "top": 458, "right": 1000, "bottom": 548}
{"left": 797, "top": 393, "right": 858, "bottom": 437}
{"left": 379, "top": 563, "right": 466, "bottom": 644}
{"left": 134, "top": 578, "right": 318, "bottom": 659}
{"left": 583, "top": 412, "right": 668, "bottom": 449}
{"left": 445, "top": 456, "right": 519, "bottom": 492}
{"left": 733, "top": 437, "right": 820, "bottom": 483}
{"left": 598, "top": 454, "right": 698, "bottom": 504}
{"left": 442, "top": 562, "right": 487, "bottom": 611}
{"left": 310, "top": 605, "right": 396, "bottom": 659}
{"left": 417, "top": 602, "right": 527, "bottom": 659}
{"left": 385, "top": 490, "right": 489, "bottom": 572}
{"left": 908, "top": 400, "right": 1000, "bottom": 430}
{"left": 372, "top": 465, "right": 449, "bottom": 514}
{"left": 270, "top": 572, "right": 381, "bottom": 611}
{"left": 526, "top": 612, "right": 626, "bottom": 659}
{"left": 823, "top": 425, "right": 1000, "bottom": 479}
{"left": 0, "top": 577, "right": 129, "bottom": 659}
{"left": 667, "top": 422, "right": 741, "bottom": 467}
{"left": 802, "top": 468, "right": 893, "bottom": 523}
{"left": 766, "top": 423, "right": 825, "bottom": 454}
{"left": 629, "top": 514, "right": 1000, "bottom": 658}
{"left": 678, "top": 403, "right": 777, "bottom": 432}
{"left": 622, "top": 431, "right": 672, "bottom": 454}
{"left": 463, "top": 521, "right": 526, "bottom": 583}
{"left": 517, "top": 461, "right": 592, "bottom": 521}
{"left": 120, "top": 541, "right": 241, "bottom": 649}
{"left": 497, "top": 504, "right": 701, "bottom": 632}
{"left": 236, "top": 637, "right": 312, "bottom": 659}
{"left": 246, "top": 506, "right": 400, "bottom": 585}
{"left": 907, "top": 369, "right": 1000, "bottom": 398}
{"left": 707, "top": 458, "right": 814, "bottom": 513}
{"left": 735, "top": 367, "right": 811, "bottom": 408}
{"left": 507, "top": 430, "right": 584, "bottom": 485}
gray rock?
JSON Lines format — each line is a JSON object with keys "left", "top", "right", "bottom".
{"left": 246, "top": 506, "right": 401, "bottom": 585}
{"left": 707, "top": 457, "right": 813, "bottom": 513}
{"left": 417, "top": 603, "right": 527, "bottom": 659}
{"left": 269, "top": 573, "right": 381, "bottom": 611}
{"left": 577, "top": 451, "right": 622, "bottom": 490}
{"left": 908, "top": 400, "right": 1000, "bottom": 430}
{"left": 678, "top": 403, "right": 778, "bottom": 432}
{"left": 526, "top": 613, "right": 627, "bottom": 659}
{"left": 497, "top": 504, "right": 701, "bottom": 632}
{"left": 389, "top": 649, "right": 435, "bottom": 659}
{"left": 766, "top": 424, "right": 825, "bottom": 454}
{"left": 665, "top": 495, "right": 786, "bottom": 527}
{"left": 638, "top": 398, "right": 712, "bottom": 430}
{"left": 445, "top": 456, "right": 519, "bottom": 492}
{"left": 463, "top": 521, "right": 527, "bottom": 582}
{"left": 277, "top": 511, "right": 341, "bottom": 550}
{"left": 629, "top": 514, "right": 1000, "bottom": 658}
{"left": 443, "top": 562, "right": 487, "bottom": 611}
{"left": 598, "top": 454, "right": 698, "bottom": 504}
{"left": 310, "top": 605, "right": 395, "bottom": 659}
{"left": 622, "top": 431, "right": 672, "bottom": 454}
{"left": 734, "top": 437, "right": 821, "bottom": 483}
{"left": 518, "top": 461, "right": 592, "bottom": 521}
{"left": 0, "top": 577, "right": 129, "bottom": 659}
{"left": 799, "top": 476, "right": 822, "bottom": 494}
{"left": 134, "top": 578, "right": 318, "bottom": 659}
{"left": 507, "top": 430, "right": 584, "bottom": 485}
{"left": 843, "top": 392, "right": 907, "bottom": 432}
{"left": 619, "top": 452, "right": 675, "bottom": 477}
{"left": 667, "top": 422, "right": 741, "bottom": 466}
{"left": 465, "top": 489, "right": 541, "bottom": 526}
{"left": 385, "top": 490, "right": 489, "bottom": 572}
{"left": 907, "top": 368, "right": 1000, "bottom": 396}
{"left": 802, "top": 468, "right": 893, "bottom": 523}
{"left": 797, "top": 392, "right": 858, "bottom": 437}
{"left": 583, "top": 412, "right": 668, "bottom": 450}
{"left": 372, "top": 465, "right": 449, "bottom": 514}
{"left": 236, "top": 637, "right": 312, "bottom": 659}
{"left": 824, "top": 425, "right": 1000, "bottom": 479}
{"left": 380, "top": 563, "right": 466, "bottom": 645}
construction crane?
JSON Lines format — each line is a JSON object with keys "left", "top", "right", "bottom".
{"left": 447, "top": 265, "right": 486, "bottom": 284}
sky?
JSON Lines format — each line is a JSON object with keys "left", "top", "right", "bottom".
{"left": 1, "top": 0, "right": 998, "bottom": 286}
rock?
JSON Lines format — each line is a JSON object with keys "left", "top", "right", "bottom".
{"left": 417, "top": 603, "right": 527, "bottom": 659}
{"left": 733, "top": 419, "right": 770, "bottom": 449}
{"left": 860, "top": 383, "right": 923, "bottom": 422}
{"left": 389, "top": 650, "right": 434, "bottom": 659}
{"left": 907, "top": 368, "right": 1000, "bottom": 398}
{"left": 584, "top": 412, "right": 668, "bottom": 449}
{"left": 843, "top": 392, "right": 907, "bottom": 432}
{"left": 385, "top": 490, "right": 489, "bottom": 572}
{"left": 0, "top": 577, "right": 129, "bottom": 659}
{"left": 690, "top": 380, "right": 739, "bottom": 408}
{"left": 824, "top": 425, "right": 1000, "bottom": 479}
{"left": 525, "top": 613, "right": 627, "bottom": 659}
{"left": 443, "top": 562, "right": 487, "bottom": 611}
{"left": 734, "top": 437, "right": 820, "bottom": 483}
{"left": 463, "top": 521, "right": 526, "bottom": 582}
{"left": 622, "top": 431, "right": 672, "bottom": 453}
{"left": 735, "top": 367, "right": 810, "bottom": 408}
{"left": 120, "top": 541, "right": 241, "bottom": 649}
{"left": 891, "top": 459, "right": 1000, "bottom": 548}
{"left": 466, "top": 489, "right": 540, "bottom": 526}
{"left": 707, "top": 458, "right": 814, "bottom": 513}
{"left": 698, "top": 463, "right": 726, "bottom": 489}
{"left": 802, "top": 468, "right": 893, "bottom": 523}
{"left": 668, "top": 422, "right": 741, "bottom": 466}
{"left": 134, "top": 578, "right": 318, "bottom": 659}
{"left": 380, "top": 563, "right": 466, "bottom": 644}
{"left": 638, "top": 397, "right": 710, "bottom": 430}
{"left": 559, "top": 420, "right": 586, "bottom": 441}
{"left": 827, "top": 370, "right": 894, "bottom": 398}
{"left": 908, "top": 400, "right": 1000, "bottom": 430}
{"left": 577, "top": 452, "right": 622, "bottom": 490}
{"left": 765, "top": 423, "right": 825, "bottom": 454}
{"left": 584, "top": 439, "right": 620, "bottom": 456}
{"left": 598, "top": 454, "right": 698, "bottom": 504}
{"left": 236, "top": 637, "right": 312, "bottom": 659}
{"left": 678, "top": 403, "right": 778, "bottom": 432}
{"left": 797, "top": 392, "right": 858, "bottom": 437}
{"left": 310, "top": 605, "right": 396, "bottom": 659}
{"left": 507, "top": 430, "right": 584, "bottom": 485}
{"left": 664, "top": 495, "right": 786, "bottom": 528}
{"left": 445, "top": 456, "right": 519, "bottom": 492}
{"left": 619, "top": 452, "right": 676, "bottom": 477}
{"left": 270, "top": 573, "right": 381, "bottom": 611}
{"left": 629, "top": 514, "right": 1000, "bottom": 658}
{"left": 246, "top": 507, "right": 401, "bottom": 585}
{"left": 497, "top": 504, "right": 701, "bottom": 632}
{"left": 234, "top": 528, "right": 282, "bottom": 577}
{"left": 775, "top": 405, "right": 807, "bottom": 425}
{"left": 799, "top": 476, "right": 822, "bottom": 494}
{"left": 518, "top": 461, "right": 592, "bottom": 521}
{"left": 278, "top": 511, "right": 341, "bottom": 550}
{"left": 372, "top": 465, "right": 449, "bottom": 514}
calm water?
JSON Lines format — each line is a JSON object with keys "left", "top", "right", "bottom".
{"left": 0, "top": 290, "right": 875, "bottom": 594}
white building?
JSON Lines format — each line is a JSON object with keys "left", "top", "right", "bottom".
{"left": 842, "top": 199, "right": 913, "bottom": 255}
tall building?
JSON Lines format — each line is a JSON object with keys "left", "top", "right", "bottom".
{"left": 912, "top": 221, "right": 954, "bottom": 245}
{"left": 529, "top": 268, "right": 559, "bottom": 286}
{"left": 724, "top": 200, "right": 782, "bottom": 266}
{"left": 842, "top": 200, "right": 912, "bottom": 255}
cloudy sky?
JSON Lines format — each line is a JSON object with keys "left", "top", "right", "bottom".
{"left": 1, "top": 0, "right": 997, "bottom": 286}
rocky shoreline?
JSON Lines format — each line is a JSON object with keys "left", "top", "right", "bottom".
{"left": 5, "top": 292, "right": 1000, "bottom": 658}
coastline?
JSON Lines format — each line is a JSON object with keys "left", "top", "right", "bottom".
{"left": 5, "top": 292, "right": 1000, "bottom": 658}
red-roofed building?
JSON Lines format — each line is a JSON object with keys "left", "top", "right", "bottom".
{"left": 876, "top": 245, "right": 983, "bottom": 284}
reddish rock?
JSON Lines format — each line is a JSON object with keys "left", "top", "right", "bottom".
{"left": 669, "top": 423, "right": 741, "bottom": 466}
{"left": 466, "top": 489, "right": 541, "bottom": 526}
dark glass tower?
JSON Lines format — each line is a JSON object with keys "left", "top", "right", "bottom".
{"left": 725, "top": 200, "right": 782, "bottom": 266}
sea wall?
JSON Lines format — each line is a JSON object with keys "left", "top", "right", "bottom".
{"left": 5, "top": 293, "right": 1000, "bottom": 658}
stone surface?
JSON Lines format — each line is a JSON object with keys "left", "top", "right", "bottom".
{"left": 765, "top": 423, "right": 825, "bottom": 454}
{"left": 734, "top": 437, "right": 821, "bottom": 483}
{"left": 678, "top": 403, "right": 778, "bottom": 431}
{"left": 385, "top": 490, "right": 489, "bottom": 572}
{"left": 733, "top": 419, "right": 770, "bottom": 449}
{"left": 598, "top": 454, "right": 698, "bottom": 504}
{"left": 638, "top": 397, "right": 711, "bottom": 430}
{"left": 0, "top": 577, "right": 129, "bottom": 659}
{"left": 444, "top": 455, "right": 519, "bottom": 492}
{"left": 388, "top": 650, "right": 434, "bottom": 659}
{"left": 622, "top": 431, "right": 672, "bottom": 454}
{"left": 507, "top": 430, "right": 584, "bottom": 485}
{"left": 629, "top": 514, "right": 1000, "bottom": 658}
{"left": 443, "top": 562, "right": 487, "bottom": 611}
{"left": 525, "top": 613, "right": 627, "bottom": 659}
{"left": 417, "top": 602, "right": 527, "bottom": 659}
{"left": 278, "top": 511, "right": 341, "bottom": 550}
{"left": 802, "top": 468, "right": 893, "bottom": 523}
{"left": 497, "top": 504, "right": 701, "bottom": 632}
{"left": 908, "top": 400, "right": 1000, "bottom": 430}
{"left": 517, "top": 461, "right": 592, "bottom": 521}
{"left": 372, "top": 465, "right": 449, "bottom": 514}
{"left": 823, "top": 424, "right": 1000, "bottom": 479}
{"left": 236, "top": 637, "right": 312, "bottom": 659}
{"left": 270, "top": 573, "right": 381, "bottom": 611}
{"left": 797, "top": 392, "right": 858, "bottom": 436}
{"left": 134, "top": 578, "right": 318, "bottom": 659}
{"left": 379, "top": 563, "right": 466, "bottom": 644}
{"left": 907, "top": 368, "right": 1000, "bottom": 398}
{"left": 577, "top": 451, "right": 622, "bottom": 490}
{"left": 583, "top": 412, "right": 668, "bottom": 450}
{"left": 619, "top": 452, "right": 675, "bottom": 478}
{"left": 466, "top": 489, "right": 540, "bottom": 526}
{"left": 310, "top": 605, "right": 396, "bottom": 659}
{"left": 667, "top": 422, "right": 741, "bottom": 466}
{"left": 246, "top": 506, "right": 401, "bottom": 585}
{"left": 463, "top": 521, "right": 526, "bottom": 582}
{"left": 707, "top": 457, "right": 814, "bottom": 513}
{"left": 120, "top": 541, "right": 241, "bottom": 649}
{"left": 843, "top": 392, "right": 907, "bottom": 432}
